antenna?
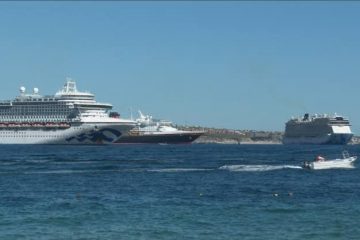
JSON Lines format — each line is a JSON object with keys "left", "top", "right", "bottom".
{"left": 129, "top": 107, "right": 133, "bottom": 120}
{"left": 138, "top": 110, "right": 145, "bottom": 119}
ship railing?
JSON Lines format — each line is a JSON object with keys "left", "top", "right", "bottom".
{"left": 0, "top": 121, "right": 71, "bottom": 128}
{"left": 0, "top": 100, "right": 12, "bottom": 105}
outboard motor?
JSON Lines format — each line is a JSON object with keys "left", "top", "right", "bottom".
{"left": 302, "top": 161, "right": 311, "bottom": 169}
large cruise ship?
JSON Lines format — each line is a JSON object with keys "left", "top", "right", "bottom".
{"left": 283, "top": 113, "right": 353, "bottom": 145}
{"left": 116, "top": 111, "right": 204, "bottom": 144}
{"left": 0, "top": 79, "right": 135, "bottom": 144}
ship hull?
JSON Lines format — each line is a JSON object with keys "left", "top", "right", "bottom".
{"left": 0, "top": 122, "right": 135, "bottom": 144}
{"left": 282, "top": 133, "right": 353, "bottom": 145}
{"left": 116, "top": 131, "right": 203, "bottom": 144}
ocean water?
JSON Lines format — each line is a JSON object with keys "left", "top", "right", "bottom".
{"left": 0, "top": 144, "right": 359, "bottom": 240}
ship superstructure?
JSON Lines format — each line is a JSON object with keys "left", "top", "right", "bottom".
{"left": 283, "top": 113, "right": 353, "bottom": 145}
{"left": 0, "top": 79, "right": 135, "bottom": 144}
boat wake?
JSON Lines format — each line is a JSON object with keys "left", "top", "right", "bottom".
{"left": 219, "top": 164, "right": 303, "bottom": 172}
{"left": 147, "top": 168, "right": 213, "bottom": 173}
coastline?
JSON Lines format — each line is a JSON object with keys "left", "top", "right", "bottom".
{"left": 178, "top": 125, "right": 359, "bottom": 145}
{"left": 178, "top": 126, "right": 282, "bottom": 144}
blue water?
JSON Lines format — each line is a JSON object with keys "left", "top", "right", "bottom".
{"left": 0, "top": 144, "right": 359, "bottom": 240}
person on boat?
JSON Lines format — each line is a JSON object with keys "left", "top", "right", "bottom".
{"left": 303, "top": 161, "right": 310, "bottom": 169}
{"left": 315, "top": 155, "right": 325, "bottom": 162}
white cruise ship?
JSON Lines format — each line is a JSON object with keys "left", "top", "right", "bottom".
{"left": 283, "top": 113, "right": 353, "bottom": 145}
{"left": 0, "top": 79, "right": 135, "bottom": 144}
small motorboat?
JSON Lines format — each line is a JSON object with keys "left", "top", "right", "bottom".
{"left": 302, "top": 151, "right": 357, "bottom": 170}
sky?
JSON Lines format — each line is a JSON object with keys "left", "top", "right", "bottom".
{"left": 0, "top": 2, "right": 359, "bottom": 132}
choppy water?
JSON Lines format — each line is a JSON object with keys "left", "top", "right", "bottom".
{"left": 0, "top": 144, "right": 359, "bottom": 240}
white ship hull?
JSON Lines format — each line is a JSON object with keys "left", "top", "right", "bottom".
{"left": 282, "top": 133, "right": 353, "bottom": 145}
{"left": 0, "top": 122, "right": 135, "bottom": 144}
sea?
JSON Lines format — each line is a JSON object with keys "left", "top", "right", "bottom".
{"left": 0, "top": 144, "right": 359, "bottom": 240}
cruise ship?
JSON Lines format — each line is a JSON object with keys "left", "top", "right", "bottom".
{"left": 283, "top": 113, "right": 353, "bottom": 145}
{"left": 0, "top": 79, "right": 135, "bottom": 144}
{"left": 116, "top": 111, "right": 204, "bottom": 144}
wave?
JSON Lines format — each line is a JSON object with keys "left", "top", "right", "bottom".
{"left": 147, "top": 168, "right": 213, "bottom": 173}
{"left": 219, "top": 164, "right": 302, "bottom": 172}
{"left": 22, "top": 168, "right": 213, "bottom": 174}
{"left": 23, "top": 169, "right": 134, "bottom": 174}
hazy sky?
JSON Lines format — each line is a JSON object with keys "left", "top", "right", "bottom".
{"left": 0, "top": 2, "right": 359, "bottom": 132}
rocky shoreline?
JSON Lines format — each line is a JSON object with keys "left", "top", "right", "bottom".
{"left": 178, "top": 126, "right": 282, "bottom": 144}
{"left": 178, "top": 125, "right": 359, "bottom": 145}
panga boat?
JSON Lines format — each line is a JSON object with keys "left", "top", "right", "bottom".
{"left": 302, "top": 151, "right": 357, "bottom": 170}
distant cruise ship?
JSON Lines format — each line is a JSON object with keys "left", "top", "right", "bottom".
{"left": 0, "top": 79, "right": 135, "bottom": 144}
{"left": 116, "top": 111, "right": 204, "bottom": 144}
{"left": 283, "top": 113, "right": 353, "bottom": 145}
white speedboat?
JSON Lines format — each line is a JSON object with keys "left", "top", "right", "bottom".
{"left": 302, "top": 151, "right": 357, "bottom": 170}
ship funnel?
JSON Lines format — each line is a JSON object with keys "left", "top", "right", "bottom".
{"left": 63, "top": 78, "right": 77, "bottom": 93}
